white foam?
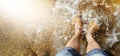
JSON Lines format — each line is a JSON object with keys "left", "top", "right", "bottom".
{"left": 53, "top": 0, "right": 120, "bottom": 52}
{"left": 106, "top": 29, "right": 119, "bottom": 47}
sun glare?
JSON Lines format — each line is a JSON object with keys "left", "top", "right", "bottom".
{"left": 0, "top": 0, "right": 50, "bottom": 23}
{"left": 1, "top": 0, "right": 32, "bottom": 18}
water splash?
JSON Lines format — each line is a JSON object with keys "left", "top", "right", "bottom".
{"left": 53, "top": 0, "right": 120, "bottom": 55}
{"left": 0, "top": 0, "right": 120, "bottom": 56}
{"left": 52, "top": 0, "right": 82, "bottom": 22}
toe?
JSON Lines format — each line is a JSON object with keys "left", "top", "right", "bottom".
{"left": 87, "top": 18, "right": 100, "bottom": 34}
{"left": 74, "top": 16, "right": 83, "bottom": 34}
{"left": 75, "top": 17, "right": 83, "bottom": 27}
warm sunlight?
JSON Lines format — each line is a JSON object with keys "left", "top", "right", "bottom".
{"left": 0, "top": 0, "right": 52, "bottom": 23}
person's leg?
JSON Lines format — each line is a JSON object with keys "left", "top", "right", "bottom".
{"left": 66, "top": 16, "right": 82, "bottom": 52}
{"left": 86, "top": 18, "right": 108, "bottom": 56}
{"left": 86, "top": 33, "right": 101, "bottom": 53}
{"left": 86, "top": 18, "right": 101, "bottom": 53}
{"left": 55, "top": 16, "right": 82, "bottom": 56}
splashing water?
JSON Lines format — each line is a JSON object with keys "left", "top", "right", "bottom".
{"left": 52, "top": 0, "right": 120, "bottom": 55}
{"left": 0, "top": 0, "right": 120, "bottom": 56}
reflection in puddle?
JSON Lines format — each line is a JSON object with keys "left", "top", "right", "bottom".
{"left": 0, "top": 0, "right": 120, "bottom": 56}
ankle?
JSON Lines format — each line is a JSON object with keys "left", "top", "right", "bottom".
{"left": 86, "top": 31, "right": 93, "bottom": 37}
{"left": 75, "top": 32, "right": 82, "bottom": 37}
{"left": 86, "top": 32, "right": 95, "bottom": 42}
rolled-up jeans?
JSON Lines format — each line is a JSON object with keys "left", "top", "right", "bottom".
{"left": 55, "top": 47, "right": 108, "bottom": 56}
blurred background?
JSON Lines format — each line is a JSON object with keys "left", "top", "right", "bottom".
{"left": 0, "top": 0, "right": 120, "bottom": 56}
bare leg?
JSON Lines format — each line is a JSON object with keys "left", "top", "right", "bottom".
{"left": 66, "top": 17, "right": 82, "bottom": 52}
{"left": 86, "top": 19, "right": 101, "bottom": 53}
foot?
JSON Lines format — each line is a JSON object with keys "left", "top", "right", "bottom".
{"left": 74, "top": 16, "right": 83, "bottom": 35}
{"left": 87, "top": 18, "right": 100, "bottom": 36}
